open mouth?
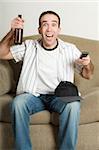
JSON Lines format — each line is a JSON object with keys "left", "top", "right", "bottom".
{"left": 46, "top": 35, "right": 54, "bottom": 41}
{"left": 46, "top": 35, "right": 53, "bottom": 38}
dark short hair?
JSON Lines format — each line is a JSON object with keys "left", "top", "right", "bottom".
{"left": 39, "top": 10, "right": 60, "bottom": 27}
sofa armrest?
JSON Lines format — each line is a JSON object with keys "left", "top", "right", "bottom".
{"left": 80, "top": 87, "right": 99, "bottom": 125}
{"left": 0, "top": 60, "right": 15, "bottom": 96}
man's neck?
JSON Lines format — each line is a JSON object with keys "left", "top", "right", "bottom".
{"left": 41, "top": 39, "right": 58, "bottom": 51}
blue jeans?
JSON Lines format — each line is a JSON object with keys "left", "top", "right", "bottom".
{"left": 11, "top": 93, "right": 80, "bottom": 150}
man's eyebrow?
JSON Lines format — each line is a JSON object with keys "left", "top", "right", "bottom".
{"left": 42, "top": 20, "right": 58, "bottom": 24}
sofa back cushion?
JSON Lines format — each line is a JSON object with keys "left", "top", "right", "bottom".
{"left": 0, "top": 60, "right": 15, "bottom": 95}
{"left": 60, "top": 35, "right": 99, "bottom": 95}
{"left": 8, "top": 34, "right": 99, "bottom": 95}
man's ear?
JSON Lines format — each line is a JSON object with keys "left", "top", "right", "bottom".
{"left": 38, "top": 27, "right": 41, "bottom": 34}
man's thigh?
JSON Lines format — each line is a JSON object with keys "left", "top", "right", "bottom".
{"left": 13, "top": 93, "right": 46, "bottom": 115}
{"left": 42, "top": 95, "right": 66, "bottom": 114}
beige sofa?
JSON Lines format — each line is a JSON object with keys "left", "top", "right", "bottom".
{"left": 0, "top": 34, "right": 99, "bottom": 150}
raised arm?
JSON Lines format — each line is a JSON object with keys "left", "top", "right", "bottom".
{"left": 0, "top": 29, "right": 14, "bottom": 60}
{"left": 0, "top": 16, "right": 24, "bottom": 60}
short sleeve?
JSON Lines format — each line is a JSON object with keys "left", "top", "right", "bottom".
{"left": 10, "top": 41, "right": 26, "bottom": 62}
{"left": 72, "top": 45, "right": 83, "bottom": 73}
{"left": 72, "top": 44, "right": 81, "bottom": 60}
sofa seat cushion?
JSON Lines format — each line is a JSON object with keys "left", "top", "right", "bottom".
{"left": 77, "top": 122, "right": 99, "bottom": 150}
{"left": 51, "top": 88, "right": 99, "bottom": 125}
{"left": 0, "top": 95, "right": 51, "bottom": 124}
{"left": 1, "top": 87, "right": 99, "bottom": 125}
{"left": 0, "top": 94, "right": 13, "bottom": 122}
{"left": 1, "top": 122, "right": 99, "bottom": 150}
{"left": 80, "top": 87, "right": 99, "bottom": 124}
{"left": 0, "top": 122, "right": 58, "bottom": 150}
{"left": 30, "top": 110, "right": 51, "bottom": 125}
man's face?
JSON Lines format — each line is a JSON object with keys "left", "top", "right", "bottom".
{"left": 38, "top": 14, "right": 61, "bottom": 48}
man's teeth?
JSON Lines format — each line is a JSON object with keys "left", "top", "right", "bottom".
{"left": 46, "top": 35, "right": 53, "bottom": 37}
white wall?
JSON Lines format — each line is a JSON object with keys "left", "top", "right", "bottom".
{"left": 0, "top": 1, "right": 99, "bottom": 40}
{"left": 0, "top": 4, "right": 3, "bottom": 33}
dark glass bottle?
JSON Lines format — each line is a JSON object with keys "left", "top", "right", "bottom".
{"left": 14, "top": 15, "right": 23, "bottom": 45}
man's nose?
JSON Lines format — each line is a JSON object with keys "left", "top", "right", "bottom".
{"left": 47, "top": 25, "right": 52, "bottom": 31}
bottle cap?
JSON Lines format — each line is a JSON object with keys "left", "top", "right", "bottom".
{"left": 18, "top": 15, "right": 22, "bottom": 18}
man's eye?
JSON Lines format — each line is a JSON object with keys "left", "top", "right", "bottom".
{"left": 42, "top": 23, "right": 48, "bottom": 27}
{"left": 52, "top": 23, "right": 57, "bottom": 27}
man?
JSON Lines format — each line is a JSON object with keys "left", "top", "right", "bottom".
{"left": 0, "top": 11, "right": 94, "bottom": 150}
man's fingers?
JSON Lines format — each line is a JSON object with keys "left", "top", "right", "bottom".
{"left": 11, "top": 17, "right": 24, "bottom": 30}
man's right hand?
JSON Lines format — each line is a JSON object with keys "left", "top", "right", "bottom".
{"left": 0, "top": 16, "right": 24, "bottom": 60}
{"left": 11, "top": 16, "right": 24, "bottom": 31}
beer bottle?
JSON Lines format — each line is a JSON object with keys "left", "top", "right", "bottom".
{"left": 14, "top": 15, "right": 23, "bottom": 45}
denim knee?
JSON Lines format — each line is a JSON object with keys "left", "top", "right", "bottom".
{"left": 66, "top": 101, "right": 80, "bottom": 112}
{"left": 61, "top": 101, "right": 81, "bottom": 118}
{"left": 11, "top": 93, "right": 32, "bottom": 115}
